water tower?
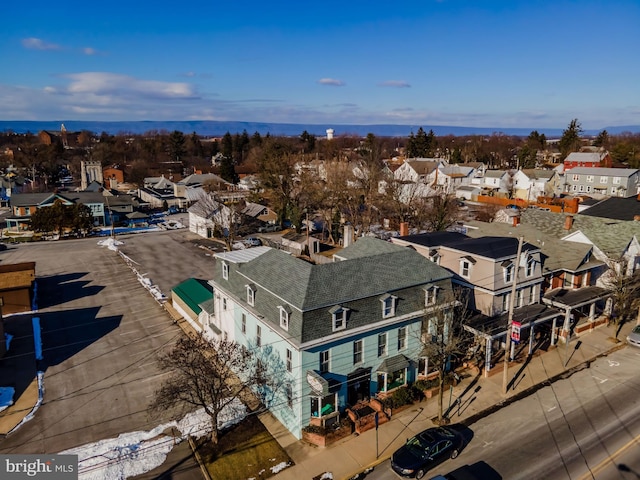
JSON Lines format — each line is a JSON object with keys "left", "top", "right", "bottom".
{"left": 326, "top": 128, "right": 334, "bottom": 140}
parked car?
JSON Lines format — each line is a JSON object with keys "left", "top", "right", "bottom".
{"left": 627, "top": 325, "right": 640, "bottom": 348}
{"left": 391, "top": 426, "right": 465, "bottom": 479}
{"left": 258, "top": 224, "right": 281, "bottom": 233}
{"left": 243, "top": 237, "right": 262, "bottom": 247}
{"left": 0, "top": 243, "right": 6, "bottom": 251}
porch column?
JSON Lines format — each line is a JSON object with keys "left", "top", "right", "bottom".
{"left": 551, "top": 317, "right": 557, "bottom": 346}
{"left": 484, "top": 337, "right": 492, "bottom": 378}
{"left": 562, "top": 307, "right": 572, "bottom": 343}
{"left": 589, "top": 303, "right": 596, "bottom": 321}
{"left": 528, "top": 324, "right": 535, "bottom": 355}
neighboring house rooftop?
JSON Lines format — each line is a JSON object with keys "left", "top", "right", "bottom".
{"left": 564, "top": 152, "right": 606, "bottom": 164}
{"left": 521, "top": 169, "right": 555, "bottom": 180}
{"left": 579, "top": 196, "right": 640, "bottom": 221}
{"left": 520, "top": 208, "right": 640, "bottom": 257}
{"left": 566, "top": 167, "right": 638, "bottom": 177}
{"left": 463, "top": 220, "right": 603, "bottom": 274}
{"left": 404, "top": 158, "right": 440, "bottom": 175}
{"left": 484, "top": 170, "right": 507, "bottom": 178}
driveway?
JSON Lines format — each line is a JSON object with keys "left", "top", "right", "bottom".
{"left": 0, "top": 229, "right": 217, "bottom": 455}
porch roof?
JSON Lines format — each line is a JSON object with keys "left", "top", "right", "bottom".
{"left": 542, "top": 286, "right": 610, "bottom": 310}
{"left": 464, "top": 303, "right": 563, "bottom": 339}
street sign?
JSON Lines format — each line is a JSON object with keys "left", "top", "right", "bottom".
{"left": 511, "top": 321, "right": 521, "bottom": 343}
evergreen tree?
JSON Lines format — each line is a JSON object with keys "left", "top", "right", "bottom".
{"left": 559, "top": 119, "right": 583, "bottom": 159}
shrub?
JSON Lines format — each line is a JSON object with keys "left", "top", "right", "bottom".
{"left": 383, "top": 386, "right": 419, "bottom": 409}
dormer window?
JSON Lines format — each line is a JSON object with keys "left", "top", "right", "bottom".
{"left": 222, "top": 262, "right": 229, "bottom": 280}
{"left": 424, "top": 286, "right": 439, "bottom": 306}
{"left": 329, "top": 305, "right": 348, "bottom": 332}
{"left": 279, "top": 305, "right": 292, "bottom": 331}
{"left": 460, "top": 256, "right": 475, "bottom": 279}
{"left": 526, "top": 257, "right": 535, "bottom": 277}
{"left": 380, "top": 293, "right": 397, "bottom": 319}
{"left": 246, "top": 284, "right": 256, "bottom": 306}
{"left": 428, "top": 249, "right": 441, "bottom": 265}
{"left": 502, "top": 260, "right": 514, "bottom": 283}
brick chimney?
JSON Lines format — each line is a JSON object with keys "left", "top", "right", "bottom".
{"left": 399, "top": 222, "right": 409, "bottom": 237}
{"left": 564, "top": 215, "right": 574, "bottom": 230}
{"left": 512, "top": 215, "right": 520, "bottom": 226}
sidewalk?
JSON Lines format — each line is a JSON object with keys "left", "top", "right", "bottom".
{"left": 265, "top": 321, "right": 634, "bottom": 480}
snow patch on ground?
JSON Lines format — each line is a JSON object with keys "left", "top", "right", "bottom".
{"left": 60, "top": 400, "right": 247, "bottom": 479}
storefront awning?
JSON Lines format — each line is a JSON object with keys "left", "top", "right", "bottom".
{"left": 306, "top": 370, "right": 341, "bottom": 396}
{"left": 376, "top": 354, "right": 410, "bottom": 374}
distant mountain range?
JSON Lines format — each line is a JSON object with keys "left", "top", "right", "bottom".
{"left": 1, "top": 120, "right": 639, "bottom": 138}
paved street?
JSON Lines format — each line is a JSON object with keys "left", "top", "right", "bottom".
{"left": 359, "top": 346, "right": 640, "bottom": 480}
{"left": 0, "top": 229, "right": 215, "bottom": 456}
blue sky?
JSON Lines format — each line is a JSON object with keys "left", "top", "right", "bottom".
{"left": 2, "top": 0, "right": 639, "bottom": 129}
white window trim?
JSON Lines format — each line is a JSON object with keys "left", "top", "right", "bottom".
{"left": 246, "top": 284, "right": 256, "bottom": 306}
{"left": 398, "top": 326, "right": 407, "bottom": 351}
{"left": 279, "top": 306, "right": 291, "bottom": 330}
{"left": 503, "top": 264, "right": 514, "bottom": 283}
{"left": 526, "top": 257, "right": 535, "bottom": 277}
{"left": 353, "top": 339, "right": 363, "bottom": 365}
{"left": 378, "top": 332, "right": 388, "bottom": 357}
{"left": 331, "top": 306, "right": 348, "bottom": 332}
{"left": 424, "top": 286, "right": 439, "bottom": 306}
{"left": 222, "top": 262, "right": 229, "bottom": 280}
{"left": 460, "top": 258, "right": 474, "bottom": 279}
{"left": 380, "top": 294, "right": 397, "bottom": 319}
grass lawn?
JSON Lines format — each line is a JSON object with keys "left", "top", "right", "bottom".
{"left": 199, "top": 414, "right": 293, "bottom": 480}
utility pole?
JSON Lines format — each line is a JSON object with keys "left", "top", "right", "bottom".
{"left": 502, "top": 236, "right": 524, "bottom": 395}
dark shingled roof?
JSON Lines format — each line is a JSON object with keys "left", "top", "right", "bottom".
{"left": 237, "top": 239, "right": 452, "bottom": 311}
{"left": 580, "top": 196, "right": 640, "bottom": 221}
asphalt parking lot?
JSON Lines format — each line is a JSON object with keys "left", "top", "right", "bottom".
{"left": 0, "top": 228, "right": 217, "bottom": 455}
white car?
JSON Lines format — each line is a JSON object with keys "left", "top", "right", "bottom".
{"left": 243, "top": 237, "right": 262, "bottom": 247}
{"left": 627, "top": 325, "right": 640, "bottom": 348}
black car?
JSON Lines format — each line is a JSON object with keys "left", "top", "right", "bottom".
{"left": 391, "top": 426, "right": 465, "bottom": 479}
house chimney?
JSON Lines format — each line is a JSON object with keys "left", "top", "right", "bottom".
{"left": 637, "top": 193, "right": 640, "bottom": 201}
{"left": 512, "top": 215, "right": 520, "bottom": 226}
{"left": 564, "top": 215, "right": 574, "bottom": 230}
{"left": 399, "top": 222, "right": 409, "bottom": 237}
{"left": 343, "top": 224, "right": 354, "bottom": 247}
{"left": 634, "top": 215, "right": 640, "bottom": 222}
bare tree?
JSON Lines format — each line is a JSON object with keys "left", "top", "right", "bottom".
{"left": 151, "top": 334, "right": 291, "bottom": 445}
{"left": 418, "top": 289, "right": 471, "bottom": 424}
{"left": 601, "top": 260, "right": 640, "bottom": 338}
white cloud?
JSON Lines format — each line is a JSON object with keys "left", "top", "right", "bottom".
{"left": 379, "top": 80, "right": 411, "bottom": 88}
{"left": 82, "top": 47, "right": 97, "bottom": 55}
{"left": 21, "top": 37, "right": 61, "bottom": 51}
{"left": 317, "top": 78, "right": 345, "bottom": 86}
{"left": 62, "top": 72, "right": 198, "bottom": 99}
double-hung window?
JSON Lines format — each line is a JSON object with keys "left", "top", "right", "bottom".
{"left": 378, "top": 333, "right": 387, "bottom": 357}
{"left": 279, "top": 305, "right": 291, "bottom": 330}
{"left": 380, "top": 294, "right": 397, "bottom": 318}
{"left": 353, "top": 340, "right": 363, "bottom": 365}
{"left": 330, "top": 305, "right": 348, "bottom": 332}
{"left": 398, "top": 327, "right": 407, "bottom": 351}
{"left": 320, "top": 350, "right": 330, "bottom": 373}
